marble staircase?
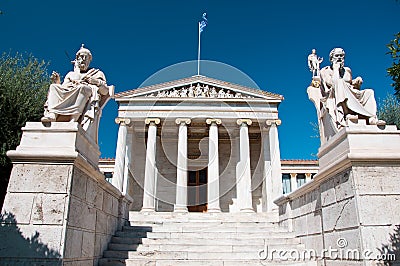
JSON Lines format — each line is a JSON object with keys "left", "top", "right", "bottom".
{"left": 99, "top": 212, "right": 317, "bottom": 266}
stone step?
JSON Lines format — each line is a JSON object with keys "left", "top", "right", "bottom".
{"left": 103, "top": 250, "right": 311, "bottom": 260}
{"left": 125, "top": 222, "right": 281, "bottom": 229}
{"left": 99, "top": 258, "right": 318, "bottom": 266}
{"left": 114, "top": 231, "right": 295, "bottom": 239}
{"left": 100, "top": 211, "right": 309, "bottom": 265}
{"left": 129, "top": 221, "right": 280, "bottom": 226}
{"left": 132, "top": 230, "right": 292, "bottom": 238}
{"left": 122, "top": 225, "right": 288, "bottom": 233}
{"left": 110, "top": 236, "right": 299, "bottom": 246}
{"left": 129, "top": 212, "right": 279, "bottom": 223}
{"left": 110, "top": 236, "right": 143, "bottom": 245}
{"left": 140, "top": 237, "right": 300, "bottom": 245}
{"left": 108, "top": 243, "right": 303, "bottom": 253}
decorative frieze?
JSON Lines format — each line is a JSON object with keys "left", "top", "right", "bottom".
{"left": 145, "top": 83, "right": 255, "bottom": 99}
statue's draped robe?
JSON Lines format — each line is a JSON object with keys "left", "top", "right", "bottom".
{"left": 320, "top": 66, "right": 377, "bottom": 126}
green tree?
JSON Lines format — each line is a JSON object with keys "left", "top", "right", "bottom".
{"left": 0, "top": 52, "right": 50, "bottom": 207}
{"left": 378, "top": 94, "right": 400, "bottom": 128}
{"left": 387, "top": 32, "right": 400, "bottom": 98}
{"left": 378, "top": 32, "right": 400, "bottom": 128}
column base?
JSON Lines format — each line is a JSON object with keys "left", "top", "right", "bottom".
{"left": 173, "top": 206, "right": 188, "bottom": 213}
{"left": 207, "top": 208, "right": 221, "bottom": 213}
{"left": 240, "top": 208, "right": 254, "bottom": 213}
{"left": 140, "top": 207, "right": 156, "bottom": 213}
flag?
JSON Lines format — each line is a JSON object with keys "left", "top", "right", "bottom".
{"left": 199, "top": 13, "right": 207, "bottom": 33}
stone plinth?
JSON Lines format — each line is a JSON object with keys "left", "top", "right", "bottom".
{"left": 317, "top": 120, "right": 400, "bottom": 178}
{"left": 275, "top": 122, "right": 400, "bottom": 265}
{"left": 0, "top": 122, "right": 132, "bottom": 265}
{"left": 7, "top": 122, "right": 100, "bottom": 167}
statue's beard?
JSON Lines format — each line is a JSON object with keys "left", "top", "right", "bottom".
{"left": 333, "top": 59, "right": 344, "bottom": 68}
{"left": 79, "top": 63, "right": 89, "bottom": 72}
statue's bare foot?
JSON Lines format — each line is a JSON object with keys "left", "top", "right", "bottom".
{"left": 346, "top": 114, "right": 358, "bottom": 121}
{"left": 41, "top": 113, "right": 56, "bottom": 123}
{"left": 69, "top": 114, "right": 80, "bottom": 122}
{"left": 369, "top": 117, "right": 386, "bottom": 126}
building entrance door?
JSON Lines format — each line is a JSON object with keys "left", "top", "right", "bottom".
{"left": 187, "top": 169, "right": 207, "bottom": 212}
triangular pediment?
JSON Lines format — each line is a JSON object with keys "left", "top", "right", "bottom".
{"left": 115, "top": 75, "right": 283, "bottom": 101}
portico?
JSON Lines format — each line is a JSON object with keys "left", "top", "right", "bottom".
{"left": 112, "top": 75, "right": 283, "bottom": 213}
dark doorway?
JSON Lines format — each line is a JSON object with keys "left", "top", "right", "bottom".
{"left": 187, "top": 169, "right": 207, "bottom": 212}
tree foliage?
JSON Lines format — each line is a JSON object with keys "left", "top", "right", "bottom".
{"left": 387, "top": 32, "right": 400, "bottom": 99}
{"left": 378, "top": 32, "right": 400, "bottom": 128}
{"left": 0, "top": 52, "right": 50, "bottom": 199}
{"left": 378, "top": 94, "right": 400, "bottom": 128}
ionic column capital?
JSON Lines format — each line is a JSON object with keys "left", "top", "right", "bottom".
{"left": 237, "top": 119, "right": 252, "bottom": 126}
{"left": 266, "top": 119, "right": 282, "bottom": 126}
{"left": 206, "top": 118, "right": 222, "bottom": 125}
{"left": 175, "top": 118, "right": 191, "bottom": 125}
{"left": 145, "top": 118, "right": 160, "bottom": 125}
{"left": 115, "top": 117, "right": 131, "bottom": 126}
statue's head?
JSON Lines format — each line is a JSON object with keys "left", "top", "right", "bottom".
{"left": 75, "top": 44, "right": 92, "bottom": 71}
{"left": 329, "top": 48, "right": 345, "bottom": 67}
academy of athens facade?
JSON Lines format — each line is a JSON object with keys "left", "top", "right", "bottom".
{"left": 2, "top": 46, "right": 399, "bottom": 265}
{"left": 109, "top": 75, "right": 290, "bottom": 213}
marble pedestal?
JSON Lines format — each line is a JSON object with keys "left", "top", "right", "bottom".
{"left": 275, "top": 121, "right": 400, "bottom": 265}
{"left": 0, "top": 122, "right": 132, "bottom": 265}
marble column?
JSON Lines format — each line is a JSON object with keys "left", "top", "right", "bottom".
{"left": 122, "top": 132, "right": 132, "bottom": 196}
{"left": 305, "top": 173, "right": 313, "bottom": 183}
{"left": 141, "top": 118, "right": 160, "bottom": 212}
{"left": 112, "top": 117, "right": 131, "bottom": 192}
{"left": 174, "top": 118, "right": 191, "bottom": 213}
{"left": 236, "top": 119, "right": 254, "bottom": 212}
{"left": 266, "top": 119, "right": 283, "bottom": 211}
{"left": 206, "top": 118, "right": 222, "bottom": 213}
{"left": 290, "top": 173, "right": 297, "bottom": 193}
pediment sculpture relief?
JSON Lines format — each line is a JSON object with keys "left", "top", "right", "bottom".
{"left": 145, "top": 83, "right": 254, "bottom": 99}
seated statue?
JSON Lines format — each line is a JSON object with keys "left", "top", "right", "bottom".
{"left": 41, "top": 45, "right": 113, "bottom": 143}
{"left": 308, "top": 48, "right": 385, "bottom": 143}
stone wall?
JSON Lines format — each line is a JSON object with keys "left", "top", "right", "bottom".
{"left": 0, "top": 122, "right": 132, "bottom": 265}
{"left": 275, "top": 123, "right": 400, "bottom": 265}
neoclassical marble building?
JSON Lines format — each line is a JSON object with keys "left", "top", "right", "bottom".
{"left": 110, "top": 75, "right": 286, "bottom": 213}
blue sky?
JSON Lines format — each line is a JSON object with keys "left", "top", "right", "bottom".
{"left": 1, "top": 0, "right": 399, "bottom": 159}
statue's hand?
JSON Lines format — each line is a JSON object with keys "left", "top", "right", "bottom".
{"left": 50, "top": 71, "right": 61, "bottom": 84}
{"left": 352, "top": 77, "right": 363, "bottom": 89}
{"left": 83, "top": 77, "right": 102, "bottom": 86}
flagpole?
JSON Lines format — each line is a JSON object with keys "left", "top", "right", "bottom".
{"left": 197, "top": 22, "right": 201, "bottom": 76}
